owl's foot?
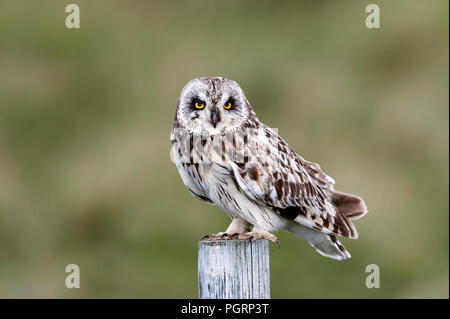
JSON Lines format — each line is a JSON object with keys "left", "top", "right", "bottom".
{"left": 200, "top": 219, "right": 251, "bottom": 241}
{"left": 230, "top": 228, "right": 280, "bottom": 248}
{"left": 200, "top": 232, "right": 231, "bottom": 240}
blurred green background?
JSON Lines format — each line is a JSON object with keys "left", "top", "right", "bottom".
{"left": 0, "top": 0, "right": 448, "bottom": 298}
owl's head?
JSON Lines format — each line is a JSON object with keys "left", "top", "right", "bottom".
{"left": 175, "top": 77, "right": 252, "bottom": 135}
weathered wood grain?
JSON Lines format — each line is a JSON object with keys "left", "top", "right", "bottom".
{"left": 198, "top": 239, "right": 270, "bottom": 299}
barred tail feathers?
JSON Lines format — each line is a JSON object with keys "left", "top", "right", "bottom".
{"left": 332, "top": 191, "right": 368, "bottom": 220}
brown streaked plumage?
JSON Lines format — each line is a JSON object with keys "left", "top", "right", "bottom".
{"left": 170, "top": 77, "right": 368, "bottom": 260}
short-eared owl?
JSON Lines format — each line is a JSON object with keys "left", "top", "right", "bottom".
{"left": 170, "top": 77, "right": 367, "bottom": 260}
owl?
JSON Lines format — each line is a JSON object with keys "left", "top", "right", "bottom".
{"left": 170, "top": 77, "right": 367, "bottom": 260}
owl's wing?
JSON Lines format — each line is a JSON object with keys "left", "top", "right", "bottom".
{"left": 229, "top": 128, "right": 358, "bottom": 238}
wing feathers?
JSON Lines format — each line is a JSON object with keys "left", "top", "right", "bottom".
{"left": 230, "top": 127, "right": 363, "bottom": 239}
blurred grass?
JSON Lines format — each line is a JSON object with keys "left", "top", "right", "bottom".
{"left": 0, "top": 0, "right": 448, "bottom": 298}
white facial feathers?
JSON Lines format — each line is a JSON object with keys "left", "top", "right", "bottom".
{"left": 176, "top": 77, "right": 250, "bottom": 135}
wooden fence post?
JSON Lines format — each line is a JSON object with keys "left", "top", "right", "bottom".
{"left": 198, "top": 239, "right": 270, "bottom": 299}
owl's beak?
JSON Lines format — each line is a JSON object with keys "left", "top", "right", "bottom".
{"left": 210, "top": 107, "right": 221, "bottom": 128}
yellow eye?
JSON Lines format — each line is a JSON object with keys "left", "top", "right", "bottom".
{"left": 224, "top": 102, "right": 232, "bottom": 109}
{"left": 195, "top": 102, "right": 205, "bottom": 109}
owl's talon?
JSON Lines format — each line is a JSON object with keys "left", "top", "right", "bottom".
{"left": 200, "top": 232, "right": 233, "bottom": 240}
{"left": 230, "top": 229, "right": 279, "bottom": 247}
{"left": 202, "top": 230, "right": 279, "bottom": 247}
